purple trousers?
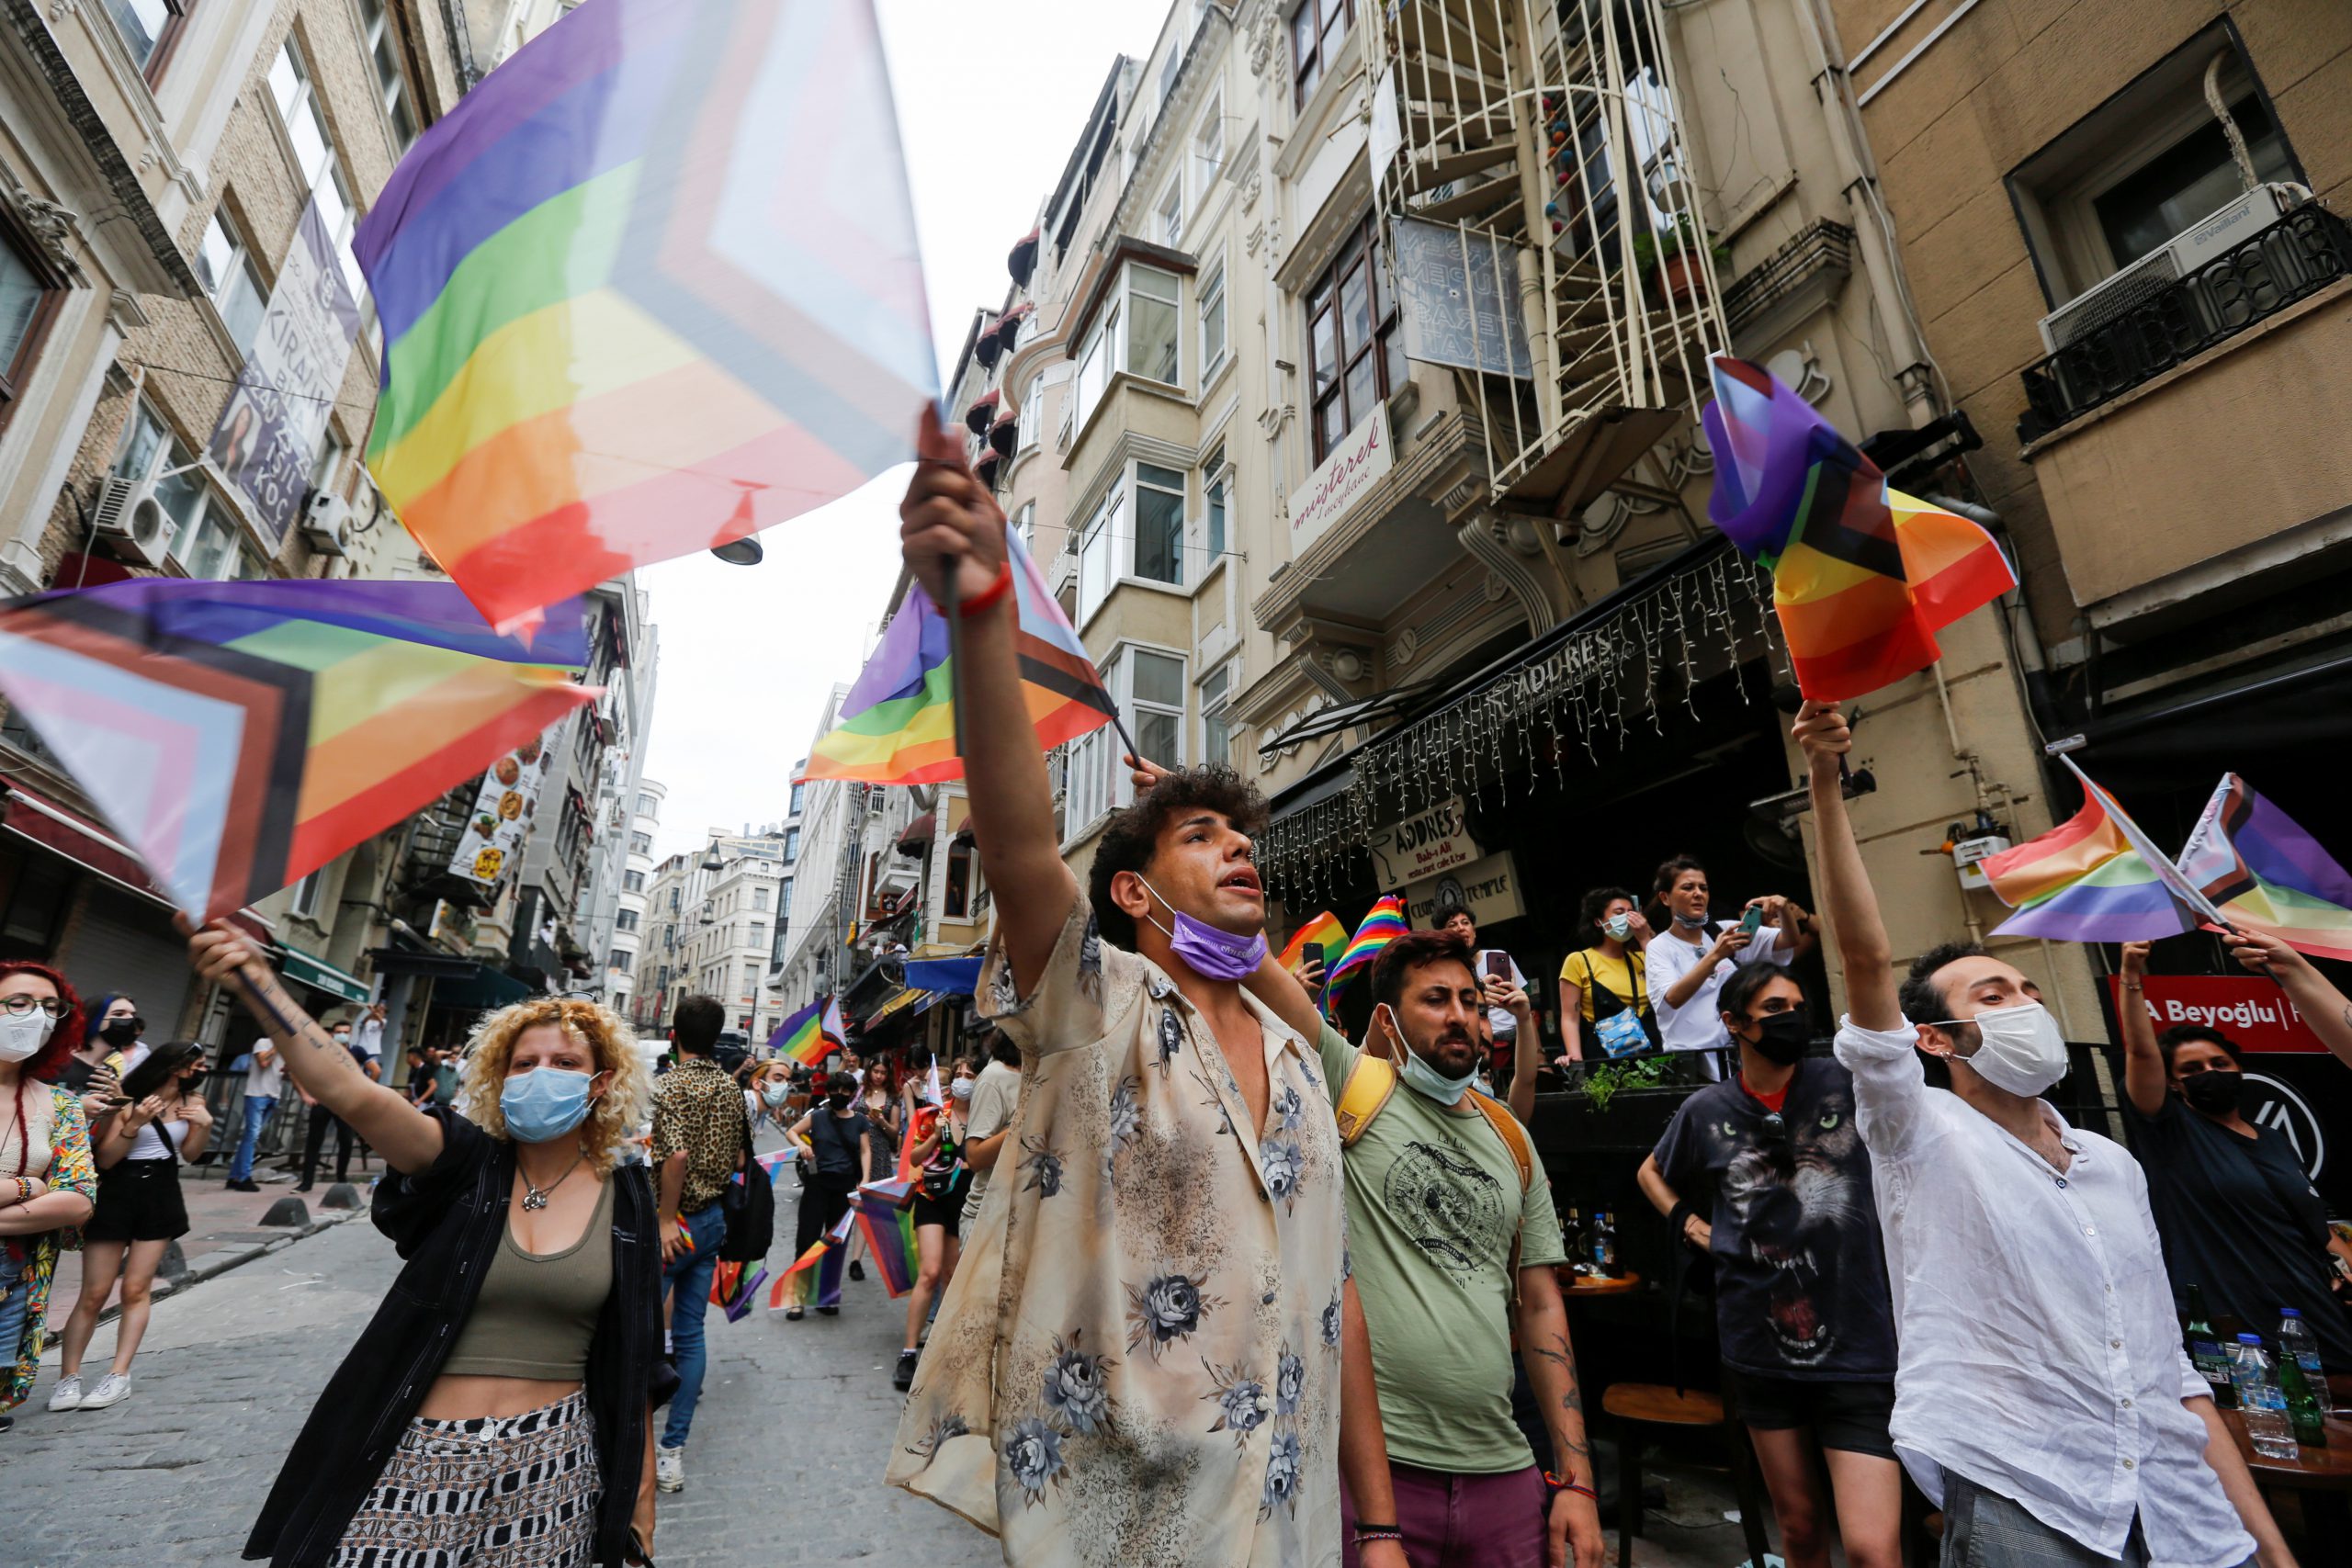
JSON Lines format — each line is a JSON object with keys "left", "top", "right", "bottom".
{"left": 1341, "top": 1460, "right": 1548, "bottom": 1568}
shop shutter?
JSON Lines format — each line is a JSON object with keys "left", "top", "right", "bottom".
{"left": 59, "top": 886, "right": 194, "bottom": 1040}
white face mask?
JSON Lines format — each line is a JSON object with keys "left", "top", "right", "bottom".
{"left": 1940, "top": 999, "right": 2070, "bottom": 1098}
{"left": 0, "top": 1009, "right": 56, "bottom": 1063}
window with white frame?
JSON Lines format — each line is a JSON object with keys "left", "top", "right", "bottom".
{"left": 1200, "top": 263, "right": 1227, "bottom": 380}
{"left": 112, "top": 400, "right": 246, "bottom": 580}
{"left": 1129, "top": 649, "right": 1185, "bottom": 770}
{"left": 1072, "top": 262, "right": 1187, "bottom": 433}
{"left": 2007, "top": 30, "right": 2298, "bottom": 307}
{"left": 289, "top": 869, "right": 323, "bottom": 920}
{"left": 1017, "top": 372, "right": 1043, "bottom": 448}
{"left": 1134, "top": 462, "right": 1184, "bottom": 586}
{"left": 100, "top": 0, "right": 188, "bottom": 80}
{"left": 1077, "top": 482, "right": 1120, "bottom": 625}
{"left": 1076, "top": 310, "right": 1114, "bottom": 432}
{"left": 1157, "top": 180, "right": 1184, "bottom": 247}
{"left": 270, "top": 41, "right": 370, "bottom": 317}
{"left": 195, "top": 210, "right": 266, "bottom": 357}
{"left": 1199, "top": 662, "right": 1233, "bottom": 767}
{"left": 1065, "top": 727, "right": 1115, "bottom": 838}
{"left": 1203, "top": 444, "right": 1228, "bottom": 560}
{"left": 1013, "top": 501, "right": 1036, "bottom": 554}
{"left": 357, "top": 0, "right": 419, "bottom": 150}
{"left": 616, "top": 908, "right": 640, "bottom": 931}
{"left": 1193, "top": 100, "right": 1226, "bottom": 203}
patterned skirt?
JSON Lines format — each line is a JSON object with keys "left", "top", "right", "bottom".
{"left": 329, "top": 1391, "right": 601, "bottom": 1568}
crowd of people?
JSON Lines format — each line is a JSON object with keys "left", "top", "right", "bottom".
{"left": 0, "top": 433, "right": 2346, "bottom": 1568}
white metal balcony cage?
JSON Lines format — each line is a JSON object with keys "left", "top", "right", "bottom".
{"left": 1374, "top": 0, "right": 1727, "bottom": 509}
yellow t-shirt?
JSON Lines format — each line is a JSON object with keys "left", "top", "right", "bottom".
{"left": 1558, "top": 947, "right": 1645, "bottom": 1021}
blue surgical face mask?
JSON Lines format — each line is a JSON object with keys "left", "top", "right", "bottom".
{"left": 1603, "top": 914, "right": 1634, "bottom": 942}
{"left": 1397, "top": 1043, "right": 1479, "bottom": 1107}
{"left": 501, "top": 1066, "right": 595, "bottom": 1144}
{"left": 761, "top": 1082, "right": 789, "bottom": 1108}
{"left": 1136, "top": 876, "right": 1268, "bottom": 982}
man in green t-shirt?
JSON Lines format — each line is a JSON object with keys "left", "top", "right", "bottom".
{"left": 1253, "top": 929, "right": 1604, "bottom": 1568}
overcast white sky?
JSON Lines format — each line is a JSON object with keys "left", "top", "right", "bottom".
{"left": 638, "top": 0, "right": 1165, "bottom": 859}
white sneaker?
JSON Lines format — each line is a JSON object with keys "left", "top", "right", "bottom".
{"left": 655, "top": 1443, "right": 684, "bottom": 1493}
{"left": 45, "top": 1374, "right": 83, "bottom": 1412}
{"left": 78, "top": 1373, "right": 132, "bottom": 1410}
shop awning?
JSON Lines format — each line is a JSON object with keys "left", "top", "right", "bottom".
{"left": 964, "top": 388, "right": 1001, "bottom": 434}
{"left": 1008, "top": 226, "right": 1040, "bottom": 288}
{"left": 897, "top": 811, "right": 936, "bottom": 854}
{"left": 904, "top": 955, "right": 984, "bottom": 997}
{"left": 430, "top": 964, "right": 535, "bottom": 1012}
{"left": 1258, "top": 676, "right": 1446, "bottom": 755}
{"left": 865, "top": 985, "right": 935, "bottom": 1027}
{"left": 279, "top": 945, "right": 370, "bottom": 1005}
{"left": 0, "top": 781, "right": 273, "bottom": 943}
{"left": 989, "top": 409, "right": 1019, "bottom": 456}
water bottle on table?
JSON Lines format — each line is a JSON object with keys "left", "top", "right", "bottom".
{"left": 2278, "top": 1309, "right": 2333, "bottom": 1420}
{"left": 2230, "top": 1335, "right": 2297, "bottom": 1461}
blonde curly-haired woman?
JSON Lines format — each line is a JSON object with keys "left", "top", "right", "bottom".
{"left": 183, "top": 921, "right": 671, "bottom": 1568}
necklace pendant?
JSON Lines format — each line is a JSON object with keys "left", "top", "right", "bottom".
{"left": 522, "top": 1189, "right": 548, "bottom": 1211}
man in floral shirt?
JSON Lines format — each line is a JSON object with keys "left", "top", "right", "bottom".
{"left": 886, "top": 412, "right": 1404, "bottom": 1567}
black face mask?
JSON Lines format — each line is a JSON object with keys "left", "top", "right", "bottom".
{"left": 100, "top": 1019, "right": 140, "bottom": 1045}
{"left": 1747, "top": 1010, "right": 1812, "bottom": 1066}
{"left": 2180, "top": 1068, "right": 2245, "bottom": 1117}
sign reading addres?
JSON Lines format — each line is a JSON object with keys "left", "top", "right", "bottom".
{"left": 2106, "top": 975, "right": 2335, "bottom": 1054}
{"left": 447, "top": 726, "right": 559, "bottom": 889}
{"left": 1369, "top": 796, "right": 1481, "bottom": 888}
{"left": 1289, "top": 405, "right": 1392, "bottom": 556}
{"left": 1405, "top": 851, "right": 1522, "bottom": 931}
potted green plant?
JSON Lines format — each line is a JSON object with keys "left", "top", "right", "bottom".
{"left": 1631, "top": 213, "right": 1729, "bottom": 305}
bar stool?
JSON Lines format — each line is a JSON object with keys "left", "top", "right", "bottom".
{"left": 1601, "top": 1382, "right": 1775, "bottom": 1568}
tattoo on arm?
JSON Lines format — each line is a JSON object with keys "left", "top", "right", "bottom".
{"left": 1527, "top": 1333, "right": 1592, "bottom": 1459}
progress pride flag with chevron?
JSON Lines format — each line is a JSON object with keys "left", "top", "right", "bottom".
{"left": 355, "top": 0, "right": 937, "bottom": 627}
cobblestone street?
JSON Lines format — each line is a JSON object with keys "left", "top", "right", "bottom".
{"left": 4, "top": 1183, "right": 998, "bottom": 1568}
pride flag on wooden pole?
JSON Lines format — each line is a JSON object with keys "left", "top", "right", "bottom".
{"left": 1702, "top": 356, "right": 2017, "bottom": 700}
{"left": 354, "top": 0, "right": 937, "bottom": 627}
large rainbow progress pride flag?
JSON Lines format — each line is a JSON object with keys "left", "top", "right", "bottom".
{"left": 1702, "top": 356, "right": 2016, "bottom": 700}
{"left": 354, "top": 0, "right": 936, "bottom": 627}
{"left": 0, "top": 580, "right": 592, "bottom": 920}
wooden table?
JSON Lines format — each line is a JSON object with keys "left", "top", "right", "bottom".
{"left": 1556, "top": 1266, "right": 1643, "bottom": 1297}
{"left": 2223, "top": 1407, "right": 2352, "bottom": 1543}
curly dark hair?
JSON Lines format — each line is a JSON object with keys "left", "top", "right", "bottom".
{"left": 1900, "top": 941, "right": 1989, "bottom": 1026}
{"left": 1578, "top": 886, "right": 1638, "bottom": 934}
{"left": 1087, "top": 765, "right": 1269, "bottom": 950}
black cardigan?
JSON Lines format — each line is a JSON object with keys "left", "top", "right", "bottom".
{"left": 244, "top": 1108, "right": 675, "bottom": 1566}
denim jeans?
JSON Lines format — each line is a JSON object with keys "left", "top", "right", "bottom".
{"left": 659, "top": 1202, "right": 729, "bottom": 1450}
{"left": 0, "top": 1247, "right": 28, "bottom": 1380}
{"left": 230, "top": 1095, "right": 276, "bottom": 1183}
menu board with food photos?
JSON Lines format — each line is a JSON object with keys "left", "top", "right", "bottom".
{"left": 446, "top": 726, "right": 557, "bottom": 888}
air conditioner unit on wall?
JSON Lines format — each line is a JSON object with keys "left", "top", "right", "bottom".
{"left": 2038, "top": 182, "right": 2313, "bottom": 354}
{"left": 302, "top": 490, "right": 352, "bottom": 557}
{"left": 88, "top": 472, "right": 173, "bottom": 569}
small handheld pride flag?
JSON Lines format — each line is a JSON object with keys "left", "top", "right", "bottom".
{"left": 2177, "top": 774, "right": 2352, "bottom": 961}
{"left": 1982, "top": 758, "right": 2209, "bottom": 942}
{"left": 1322, "top": 896, "right": 1408, "bottom": 1013}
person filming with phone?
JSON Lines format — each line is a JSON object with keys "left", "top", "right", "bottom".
{"left": 1645, "top": 856, "right": 1816, "bottom": 1081}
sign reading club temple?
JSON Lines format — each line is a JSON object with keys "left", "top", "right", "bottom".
{"left": 1289, "top": 406, "right": 1392, "bottom": 554}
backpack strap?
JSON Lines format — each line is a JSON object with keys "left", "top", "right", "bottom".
{"left": 1334, "top": 1052, "right": 1398, "bottom": 1146}
{"left": 1465, "top": 1090, "right": 1533, "bottom": 1303}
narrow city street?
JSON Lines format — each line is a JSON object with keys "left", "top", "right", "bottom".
{"left": 6, "top": 1182, "right": 997, "bottom": 1568}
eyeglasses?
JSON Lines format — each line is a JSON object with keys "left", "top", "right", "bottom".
{"left": 0, "top": 996, "right": 66, "bottom": 1018}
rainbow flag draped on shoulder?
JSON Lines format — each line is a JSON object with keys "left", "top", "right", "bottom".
{"left": 1702, "top": 356, "right": 2016, "bottom": 700}
{"left": 2177, "top": 774, "right": 2352, "bottom": 961}
{"left": 801, "top": 528, "right": 1119, "bottom": 784}
{"left": 1981, "top": 758, "right": 2208, "bottom": 942}
{"left": 770, "top": 996, "right": 845, "bottom": 1067}
{"left": 0, "top": 579, "right": 593, "bottom": 920}
{"left": 354, "top": 0, "right": 935, "bottom": 627}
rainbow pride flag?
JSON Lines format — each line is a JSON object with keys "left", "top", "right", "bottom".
{"left": 770, "top": 1209, "right": 855, "bottom": 1310}
{"left": 770, "top": 996, "right": 844, "bottom": 1066}
{"left": 1982, "top": 758, "right": 2206, "bottom": 942}
{"left": 854, "top": 1181, "right": 918, "bottom": 1298}
{"left": 1323, "top": 896, "right": 1408, "bottom": 1011}
{"left": 2178, "top": 774, "right": 2352, "bottom": 961}
{"left": 708, "top": 1258, "right": 768, "bottom": 1322}
{"left": 801, "top": 527, "right": 1118, "bottom": 784}
{"left": 1277, "top": 911, "right": 1347, "bottom": 975}
{"left": 0, "top": 579, "right": 592, "bottom": 920}
{"left": 353, "top": 0, "right": 936, "bottom": 628}
{"left": 1702, "top": 356, "right": 2016, "bottom": 700}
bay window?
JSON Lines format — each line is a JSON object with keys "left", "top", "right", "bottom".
{"left": 1131, "top": 649, "right": 1185, "bottom": 769}
{"left": 1061, "top": 647, "right": 1190, "bottom": 840}
{"left": 1200, "top": 663, "right": 1233, "bottom": 767}
{"left": 1018, "top": 372, "right": 1043, "bottom": 447}
{"left": 1069, "top": 263, "right": 1188, "bottom": 434}
{"left": 1306, "top": 215, "right": 1403, "bottom": 463}
{"left": 1135, "top": 463, "right": 1184, "bottom": 586}
{"left": 1200, "top": 263, "right": 1227, "bottom": 380}
{"left": 1077, "top": 484, "right": 1120, "bottom": 625}
{"left": 1204, "top": 446, "right": 1229, "bottom": 559}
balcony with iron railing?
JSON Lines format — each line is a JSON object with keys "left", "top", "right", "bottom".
{"left": 2018, "top": 200, "right": 2352, "bottom": 616}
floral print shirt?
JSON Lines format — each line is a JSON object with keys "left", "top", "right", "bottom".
{"left": 5, "top": 1087, "right": 96, "bottom": 1414}
{"left": 888, "top": 897, "right": 1348, "bottom": 1567}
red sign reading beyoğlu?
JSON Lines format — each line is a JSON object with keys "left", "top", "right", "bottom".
{"left": 2107, "top": 975, "right": 2333, "bottom": 1053}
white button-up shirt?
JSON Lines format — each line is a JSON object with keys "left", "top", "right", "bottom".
{"left": 1834, "top": 1019, "right": 2255, "bottom": 1568}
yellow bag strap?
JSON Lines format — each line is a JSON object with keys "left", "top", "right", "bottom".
{"left": 1334, "top": 1051, "right": 1398, "bottom": 1145}
{"left": 1465, "top": 1091, "right": 1534, "bottom": 1194}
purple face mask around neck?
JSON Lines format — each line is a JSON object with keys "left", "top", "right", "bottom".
{"left": 1136, "top": 876, "right": 1269, "bottom": 981}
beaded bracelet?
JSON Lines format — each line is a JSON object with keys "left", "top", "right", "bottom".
{"left": 1353, "top": 1527, "right": 1406, "bottom": 1546}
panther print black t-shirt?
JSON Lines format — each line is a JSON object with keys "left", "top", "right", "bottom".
{"left": 1653, "top": 1058, "right": 1896, "bottom": 1381}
